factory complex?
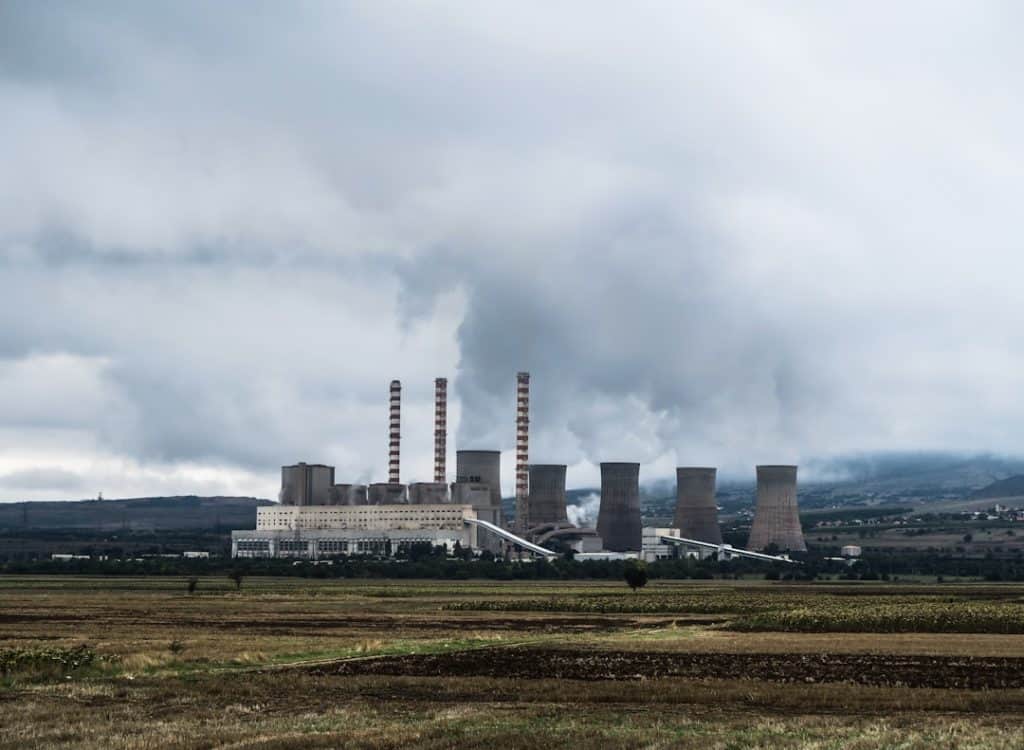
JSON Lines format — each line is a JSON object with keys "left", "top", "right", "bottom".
{"left": 231, "top": 374, "right": 806, "bottom": 562}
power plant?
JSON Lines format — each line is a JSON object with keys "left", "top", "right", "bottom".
{"left": 674, "top": 467, "right": 722, "bottom": 544}
{"left": 527, "top": 464, "right": 568, "bottom": 526}
{"left": 597, "top": 462, "right": 642, "bottom": 552}
{"left": 232, "top": 373, "right": 803, "bottom": 564}
{"left": 747, "top": 465, "right": 807, "bottom": 552}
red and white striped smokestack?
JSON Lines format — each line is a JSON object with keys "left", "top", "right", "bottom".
{"left": 515, "top": 371, "right": 530, "bottom": 530}
{"left": 388, "top": 380, "right": 401, "bottom": 484}
{"left": 434, "top": 377, "right": 447, "bottom": 483}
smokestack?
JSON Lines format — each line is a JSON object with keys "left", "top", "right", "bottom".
{"left": 674, "top": 467, "right": 722, "bottom": 544}
{"left": 434, "top": 377, "right": 447, "bottom": 483}
{"left": 748, "top": 465, "right": 806, "bottom": 552}
{"left": 527, "top": 464, "right": 568, "bottom": 527}
{"left": 597, "top": 462, "right": 642, "bottom": 551}
{"left": 515, "top": 372, "right": 530, "bottom": 530}
{"left": 388, "top": 380, "right": 401, "bottom": 484}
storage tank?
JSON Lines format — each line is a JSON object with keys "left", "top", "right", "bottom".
{"left": 673, "top": 467, "right": 722, "bottom": 544}
{"left": 747, "top": 465, "right": 806, "bottom": 552}
{"left": 527, "top": 464, "right": 568, "bottom": 527}
{"left": 596, "top": 462, "right": 642, "bottom": 552}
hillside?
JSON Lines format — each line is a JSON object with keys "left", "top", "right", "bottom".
{"left": 972, "top": 475, "right": 1024, "bottom": 500}
{"left": 0, "top": 496, "right": 272, "bottom": 532}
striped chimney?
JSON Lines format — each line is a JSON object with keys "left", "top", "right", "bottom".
{"left": 388, "top": 380, "right": 401, "bottom": 484}
{"left": 434, "top": 377, "right": 447, "bottom": 483}
{"left": 515, "top": 371, "right": 530, "bottom": 530}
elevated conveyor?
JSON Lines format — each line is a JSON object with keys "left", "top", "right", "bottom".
{"left": 464, "top": 517, "right": 558, "bottom": 557}
{"left": 659, "top": 535, "right": 799, "bottom": 564}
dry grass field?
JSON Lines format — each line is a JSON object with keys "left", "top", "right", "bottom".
{"left": 3, "top": 576, "right": 1024, "bottom": 748}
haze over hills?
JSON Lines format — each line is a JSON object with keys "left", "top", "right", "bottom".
{"left": 0, "top": 496, "right": 271, "bottom": 532}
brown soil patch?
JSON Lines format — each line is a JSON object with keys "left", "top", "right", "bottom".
{"left": 320, "top": 647, "right": 1024, "bottom": 690}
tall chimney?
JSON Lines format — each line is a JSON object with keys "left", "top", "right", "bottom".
{"left": 515, "top": 372, "right": 530, "bottom": 530}
{"left": 434, "top": 378, "right": 447, "bottom": 483}
{"left": 388, "top": 380, "right": 401, "bottom": 484}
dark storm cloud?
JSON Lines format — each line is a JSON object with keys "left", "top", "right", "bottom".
{"left": 3, "top": 1, "right": 1024, "bottom": 499}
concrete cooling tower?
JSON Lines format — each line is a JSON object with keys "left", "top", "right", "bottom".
{"left": 597, "top": 462, "right": 642, "bottom": 552}
{"left": 527, "top": 464, "right": 568, "bottom": 527}
{"left": 456, "top": 450, "right": 502, "bottom": 511}
{"left": 747, "top": 465, "right": 807, "bottom": 552}
{"left": 673, "top": 467, "right": 722, "bottom": 544}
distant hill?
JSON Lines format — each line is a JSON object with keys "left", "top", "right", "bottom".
{"left": 972, "top": 475, "right": 1024, "bottom": 500}
{"left": 0, "top": 496, "right": 272, "bottom": 532}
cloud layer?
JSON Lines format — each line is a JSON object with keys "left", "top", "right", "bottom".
{"left": 3, "top": 2, "right": 1024, "bottom": 500}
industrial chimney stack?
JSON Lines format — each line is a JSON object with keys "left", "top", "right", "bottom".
{"left": 388, "top": 380, "right": 401, "bottom": 484}
{"left": 747, "top": 465, "right": 807, "bottom": 552}
{"left": 434, "top": 378, "right": 447, "bottom": 483}
{"left": 515, "top": 372, "right": 530, "bottom": 530}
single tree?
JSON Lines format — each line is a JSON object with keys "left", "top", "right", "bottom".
{"left": 228, "top": 570, "right": 244, "bottom": 590}
{"left": 186, "top": 577, "right": 198, "bottom": 594}
{"left": 623, "top": 560, "right": 648, "bottom": 591}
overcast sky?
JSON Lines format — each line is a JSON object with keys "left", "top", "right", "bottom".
{"left": 2, "top": 1, "right": 1023, "bottom": 501}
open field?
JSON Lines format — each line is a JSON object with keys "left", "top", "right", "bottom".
{"left": 3, "top": 577, "right": 1024, "bottom": 748}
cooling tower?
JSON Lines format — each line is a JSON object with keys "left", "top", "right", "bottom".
{"left": 527, "top": 464, "right": 568, "bottom": 527}
{"left": 748, "top": 465, "right": 806, "bottom": 552}
{"left": 673, "top": 467, "right": 722, "bottom": 544}
{"left": 408, "top": 482, "right": 449, "bottom": 505}
{"left": 367, "top": 482, "right": 408, "bottom": 505}
{"left": 456, "top": 450, "right": 502, "bottom": 511}
{"left": 597, "top": 462, "right": 642, "bottom": 552}
{"left": 329, "top": 483, "right": 352, "bottom": 506}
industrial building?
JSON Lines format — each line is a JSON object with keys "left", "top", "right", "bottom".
{"left": 232, "top": 504, "right": 477, "bottom": 559}
{"left": 674, "top": 467, "right": 723, "bottom": 544}
{"left": 597, "top": 462, "right": 642, "bottom": 552}
{"left": 747, "top": 465, "right": 807, "bottom": 552}
{"left": 230, "top": 372, "right": 804, "bottom": 564}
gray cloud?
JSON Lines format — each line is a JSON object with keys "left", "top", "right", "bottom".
{"left": 2, "top": 2, "right": 1024, "bottom": 500}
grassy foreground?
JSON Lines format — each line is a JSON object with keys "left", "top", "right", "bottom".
{"left": 2, "top": 576, "right": 1024, "bottom": 748}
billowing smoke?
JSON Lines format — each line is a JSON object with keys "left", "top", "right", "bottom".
{"left": 566, "top": 492, "right": 600, "bottom": 528}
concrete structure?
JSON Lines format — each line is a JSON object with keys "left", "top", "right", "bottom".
{"left": 642, "top": 527, "right": 682, "bottom": 562}
{"left": 597, "top": 462, "right": 642, "bottom": 552}
{"left": 747, "top": 465, "right": 807, "bottom": 552}
{"left": 530, "top": 521, "right": 603, "bottom": 553}
{"left": 451, "top": 480, "right": 502, "bottom": 552}
{"left": 280, "top": 463, "right": 334, "bottom": 506}
{"left": 434, "top": 377, "right": 447, "bottom": 483}
{"left": 515, "top": 371, "right": 530, "bottom": 530}
{"left": 456, "top": 450, "right": 502, "bottom": 512}
{"left": 234, "top": 504, "right": 478, "bottom": 559}
{"left": 389, "top": 380, "right": 401, "bottom": 484}
{"left": 527, "top": 464, "right": 569, "bottom": 526}
{"left": 329, "top": 483, "right": 352, "bottom": 505}
{"left": 367, "top": 482, "right": 408, "bottom": 505}
{"left": 349, "top": 484, "right": 368, "bottom": 505}
{"left": 408, "top": 482, "right": 449, "bottom": 505}
{"left": 673, "top": 467, "right": 722, "bottom": 544}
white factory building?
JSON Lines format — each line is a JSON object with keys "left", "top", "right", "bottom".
{"left": 232, "top": 504, "right": 478, "bottom": 559}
